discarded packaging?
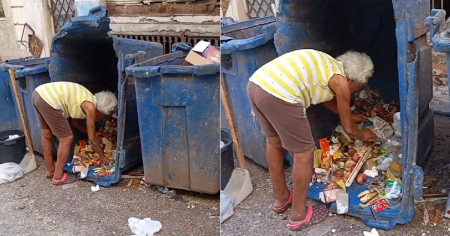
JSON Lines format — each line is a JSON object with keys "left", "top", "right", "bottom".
{"left": 385, "top": 180, "right": 402, "bottom": 199}
{"left": 370, "top": 199, "right": 390, "bottom": 213}
{"left": 220, "top": 190, "right": 235, "bottom": 223}
{"left": 185, "top": 40, "right": 220, "bottom": 65}
{"left": 364, "top": 167, "right": 378, "bottom": 178}
{"left": 72, "top": 119, "right": 117, "bottom": 177}
{"left": 91, "top": 185, "right": 100, "bottom": 192}
{"left": 336, "top": 190, "right": 349, "bottom": 214}
{"left": 320, "top": 181, "right": 345, "bottom": 203}
{"left": 419, "top": 204, "right": 430, "bottom": 226}
{"left": 128, "top": 217, "right": 162, "bottom": 236}
{"left": 444, "top": 191, "right": 450, "bottom": 219}
{"left": 0, "top": 162, "right": 23, "bottom": 185}
{"left": 377, "top": 156, "right": 393, "bottom": 172}
{"left": 363, "top": 228, "right": 379, "bottom": 236}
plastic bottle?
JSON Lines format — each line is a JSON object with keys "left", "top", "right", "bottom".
{"left": 393, "top": 112, "right": 401, "bottom": 138}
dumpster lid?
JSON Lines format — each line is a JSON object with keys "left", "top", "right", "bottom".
{"left": 51, "top": 6, "right": 111, "bottom": 55}
{"left": 0, "top": 58, "right": 48, "bottom": 77}
{"left": 126, "top": 51, "right": 220, "bottom": 78}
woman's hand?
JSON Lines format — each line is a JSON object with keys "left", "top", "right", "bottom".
{"left": 95, "top": 131, "right": 109, "bottom": 138}
{"left": 351, "top": 112, "right": 366, "bottom": 123}
{"left": 361, "top": 129, "right": 376, "bottom": 142}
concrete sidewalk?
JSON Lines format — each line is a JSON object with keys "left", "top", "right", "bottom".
{"left": 0, "top": 157, "right": 219, "bottom": 236}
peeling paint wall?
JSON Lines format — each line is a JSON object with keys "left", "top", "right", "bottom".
{"left": 110, "top": 15, "right": 220, "bottom": 37}
{"left": 0, "top": 0, "right": 53, "bottom": 60}
{"left": 0, "top": 0, "right": 29, "bottom": 60}
{"left": 106, "top": 0, "right": 220, "bottom": 38}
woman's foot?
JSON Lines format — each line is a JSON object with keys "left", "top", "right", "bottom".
{"left": 45, "top": 171, "right": 54, "bottom": 179}
{"left": 272, "top": 189, "right": 293, "bottom": 214}
{"left": 52, "top": 173, "right": 78, "bottom": 186}
{"left": 288, "top": 205, "right": 328, "bottom": 231}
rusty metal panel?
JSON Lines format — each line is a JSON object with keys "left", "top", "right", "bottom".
{"left": 113, "top": 34, "right": 219, "bottom": 54}
{"left": 247, "top": 0, "right": 274, "bottom": 18}
{"left": 50, "top": 0, "right": 75, "bottom": 32}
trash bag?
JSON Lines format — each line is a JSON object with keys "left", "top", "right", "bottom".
{"left": 365, "top": 116, "right": 394, "bottom": 143}
{"left": 171, "top": 43, "right": 192, "bottom": 53}
{"left": 335, "top": 116, "right": 394, "bottom": 143}
{"left": 0, "top": 162, "right": 24, "bottom": 185}
{"left": 128, "top": 217, "right": 162, "bottom": 236}
{"left": 220, "top": 190, "right": 235, "bottom": 223}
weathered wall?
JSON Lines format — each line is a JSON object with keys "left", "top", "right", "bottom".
{"left": 0, "top": 0, "right": 53, "bottom": 60}
{"left": 106, "top": 0, "right": 220, "bottom": 37}
{"left": 0, "top": 0, "right": 29, "bottom": 60}
{"left": 110, "top": 15, "right": 220, "bottom": 37}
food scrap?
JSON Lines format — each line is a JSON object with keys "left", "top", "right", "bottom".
{"left": 314, "top": 87, "right": 404, "bottom": 211}
{"left": 72, "top": 119, "right": 118, "bottom": 177}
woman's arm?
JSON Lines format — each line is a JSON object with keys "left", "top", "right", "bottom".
{"left": 321, "top": 99, "right": 366, "bottom": 123}
{"left": 328, "top": 75, "right": 365, "bottom": 140}
{"left": 80, "top": 102, "right": 106, "bottom": 159}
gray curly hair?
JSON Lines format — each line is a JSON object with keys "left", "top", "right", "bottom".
{"left": 336, "top": 51, "right": 374, "bottom": 85}
{"left": 95, "top": 91, "right": 118, "bottom": 116}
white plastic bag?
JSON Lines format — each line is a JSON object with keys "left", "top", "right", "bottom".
{"left": 128, "top": 217, "right": 162, "bottom": 236}
{"left": 220, "top": 190, "right": 235, "bottom": 223}
{"left": 377, "top": 156, "right": 393, "bottom": 172}
{"left": 366, "top": 117, "right": 394, "bottom": 143}
{"left": 0, "top": 162, "right": 24, "bottom": 185}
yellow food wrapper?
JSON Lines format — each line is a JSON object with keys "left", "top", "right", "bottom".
{"left": 74, "top": 145, "right": 80, "bottom": 156}
{"left": 336, "top": 179, "right": 346, "bottom": 193}
{"left": 333, "top": 151, "right": 342, "bottom": 160}
{"left": 386, "top": 169, "right": 402, "bottom": 186}
{"left": 314, "top": 149, "right": 322, "bottom": 168}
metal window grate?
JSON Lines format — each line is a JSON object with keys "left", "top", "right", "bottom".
{"left": 113, "top": 34, "right": 220, "bottom": 54}
{"left": 50, "top": 0, "right": 75, "bottom": 32}
{"left": 247, "top": 0, "right": 274, "bottom": 19}
{"left": 0, "top": 1, "right": 5, "bottom": 18}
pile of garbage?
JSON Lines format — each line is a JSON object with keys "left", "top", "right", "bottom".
{"left": 72, "top": 119, "right": 118, "bottom": 178}
{"left": 314, "top": 88, "right": 403, "bottom": 213}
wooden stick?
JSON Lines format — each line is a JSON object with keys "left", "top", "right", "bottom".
{"left": 220, "top": 73, "right": 246, "bottom": 169}
{"left": 8, "top": 69, "right": 34, "bottom": 155}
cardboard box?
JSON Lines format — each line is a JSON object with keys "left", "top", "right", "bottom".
{"left": 185, "top": 40, "right": 220, "bottom": 65}
{"left": 362, "top": 158, "right": 377, "bottom": 171}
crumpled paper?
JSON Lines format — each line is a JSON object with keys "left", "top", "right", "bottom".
{"left": 335, "top": 116, "right": 393, "bottom": 143}
{"left": 128, "top": 217, "right": 162, "bottom": 236}
{"left": 363, "top": 228, "right": 379, "bottom": 236}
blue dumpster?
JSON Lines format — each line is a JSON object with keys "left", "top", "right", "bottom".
{"left": 220, "top": 16, "right": 277, "bottom": 168}
{"left": 0, "top": 58, "right": 51, "bottom": 155}
{"left": 222, "top": 0, "right": 434, "bottom": 230}
{"left": 47, "top": 6, "right": 164, "bottom": 187}
{"left": 126, "top": 50, "right": 220, "bottom": 194}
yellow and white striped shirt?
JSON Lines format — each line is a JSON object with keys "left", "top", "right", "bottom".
{"left": 249, "top": 49, "right": 346, "bottom": 108}
{"left": 35, "top": 82, "right": 97, "bottom": 119}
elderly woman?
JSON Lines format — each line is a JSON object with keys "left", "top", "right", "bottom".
{"left": 247, "top": 49, "right": 376, "bottom": 230}
{"left": 32, "top": 81, "right": 118, "bottom": 186}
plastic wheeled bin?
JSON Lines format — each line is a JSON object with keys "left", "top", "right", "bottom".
{"left": 224, "top": 0, "right": 435, "bottom": 230}
{"left": 220, "top": 16, "right": 277, "bottom": 168}
{"left": 47, "top": 6, "right": 164, "bottom": 187}
{"left": 427, "top": 9, "right": 450, "bottom": 114}
{"left": 126, "top": 50, "right": 220, "bottom": 194}
{"left": 0, "top": 58, "right": 51, "bottom": 155}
